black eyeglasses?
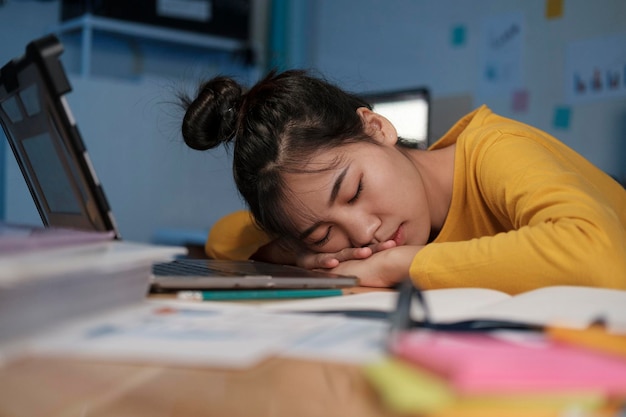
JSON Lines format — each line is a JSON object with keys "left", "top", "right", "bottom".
{"left": 303, "top": 279, "right": 543, "bottom": 332}
{"left": 297, "top": 279, "right": 543, "bottom": 333}
{"left": 388, "top": 279, "right": 544, "bottom": 333}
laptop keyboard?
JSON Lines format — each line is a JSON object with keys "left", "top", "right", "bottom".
{"left": 152, "top": 259, "right": 320, "bottom": 278}
{"left": 153, "top": 259, "right": 233, "bottom": 277}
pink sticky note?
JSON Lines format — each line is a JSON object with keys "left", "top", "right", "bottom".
{"left": 512, "top": 89, "right": 529, "bottom": 112}
{"left": 392, "top": 332, "right": 626, "bottom": 395}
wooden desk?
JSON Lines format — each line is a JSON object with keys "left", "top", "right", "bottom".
{"left": 0, "top": 288, "right": 398, "bottom": 417}
{"left": 0, "top": 355, "right": 398, "bottom": 417}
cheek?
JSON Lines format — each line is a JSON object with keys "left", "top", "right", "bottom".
{"left": 405, "top": 198, "right": 432, "bottom": 245}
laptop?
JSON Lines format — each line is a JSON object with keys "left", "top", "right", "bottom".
{"left": 0, "top": 34, "right": 359, "bottom": 291}
{"left": 362, "top": 87, "right": 430, "bottom": 149}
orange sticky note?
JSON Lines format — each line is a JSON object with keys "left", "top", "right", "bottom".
{"left": 547, "top": 325, "right": 626, "bottom": 360}
{"left": 546, "top": 0, "right": 564, "bottom": 19}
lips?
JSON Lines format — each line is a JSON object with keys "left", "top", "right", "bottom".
{"left": 389, "top": 224, "right": 405, "bottom": 246}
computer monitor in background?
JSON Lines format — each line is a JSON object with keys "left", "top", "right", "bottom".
{"left": 362, "top": 87, "right": 430, "bottom": 149}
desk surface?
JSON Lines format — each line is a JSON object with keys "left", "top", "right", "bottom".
{"left": 0, "top": 354, "right": 397, "bottom": 417}
{"left": 0, "top": 288, "right": 399, "bottom": 417}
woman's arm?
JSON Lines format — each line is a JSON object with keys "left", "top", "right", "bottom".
{"left": 411, "top": 136, "right": 626, "bottom": 294}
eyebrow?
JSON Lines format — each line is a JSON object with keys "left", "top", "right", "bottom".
{"left": 298, "top": 165, "right": 349, "bottom": 241}
{"left": 298, "top": 221, "right": 322, "bottom": 241}
{"left": 329, "top": 166, "right": 349, "bottom": 206}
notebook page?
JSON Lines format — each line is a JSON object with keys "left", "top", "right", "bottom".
{"left": 464, "top": 286, "right": 626, "bottom": 332}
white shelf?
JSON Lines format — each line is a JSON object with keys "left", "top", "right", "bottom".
{"left": 52, "top": 13, "right": 248, "bottom": 77}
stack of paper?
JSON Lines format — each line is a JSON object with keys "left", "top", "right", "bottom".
{"left": 0, "top": 224, "right": 185, "bottom": 352}
{"left": 365, "top": 325, "right": 626, "bottom": 416}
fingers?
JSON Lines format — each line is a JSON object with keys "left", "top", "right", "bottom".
{"left": 369, "top": 240, "right": 396, "bottom": 253}
{"left": 297, "top": 247, "right": 368, "bottom": 269}
{"left": 337, "top": 246, "right": 372, "bottom": 261}
{"left": 297, "top": 252, "right": 338, "bottom": 269}
{"left": 329, "top": 241, "right": 397, "bottom": 264}
{"left": 297, "top": 240, "right": 398, "bottom": 270}
{"left": 316, "top": 256, "right": 340, "bottom": 269}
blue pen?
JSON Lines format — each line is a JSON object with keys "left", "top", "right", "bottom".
{"left": 177, "top": 288, "right": 344, "bottom": 301}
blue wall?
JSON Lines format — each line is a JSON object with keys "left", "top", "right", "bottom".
{"left": 309, "top": 0, "right": 626, "bottom": 183}
{"left": 2, "top": 0, "right": 625, "bottom": 243}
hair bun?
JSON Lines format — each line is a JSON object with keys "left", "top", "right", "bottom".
{"left": 181, "top": 76, "right": 243, "bottom": 150}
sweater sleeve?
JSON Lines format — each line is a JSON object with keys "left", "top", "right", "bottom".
{"left": 410, "top": 136, "right": 626, "bottom": 294}
{"left": 205, "top": 210, "right": 273, "bottom": 260}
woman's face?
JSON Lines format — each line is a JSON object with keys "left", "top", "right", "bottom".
{"left": 282, "top": 109, "right": 432, "bottom": 253}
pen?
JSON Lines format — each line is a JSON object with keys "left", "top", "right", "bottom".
{"left": 177, "top": 288, "right": 344, "bottom": 301}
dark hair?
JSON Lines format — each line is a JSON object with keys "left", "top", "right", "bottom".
{"left": 180, "top": 69, "right": 373, "bottom": 245}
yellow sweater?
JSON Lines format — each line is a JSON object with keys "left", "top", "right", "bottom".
{"left": 417, "top": 105, "right": 626, "bottom": 293}
{"left": 207, "top": 106, "right": 626, "bottom": 294}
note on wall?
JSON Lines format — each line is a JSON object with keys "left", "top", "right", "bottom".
{"left": 553, "top": 106, "right": 572, "bottom": 130}
{"left": 565, "top": 33, "right": 626, "bottom": 103}
{"left": 545, "top": 0, "right": 564, "bottom": 19}
{"left": 511, "top": 89, "right": 529, "bottom": 113}
{"left": 451, "top": 24, "right": 467, "bottom": 47}
{"left": 478, "top": 12, "right": 525, "bottom": 97}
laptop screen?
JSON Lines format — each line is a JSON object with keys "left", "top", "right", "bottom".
{"left": 0, "top": 35, "right": 120, "bottom": 236}
{"left": 361, "top": 88, "right": 430, "bottom": 149}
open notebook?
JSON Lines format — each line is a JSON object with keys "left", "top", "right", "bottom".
{"left": 0, "top": 34, "right": 358, "bottom": 291}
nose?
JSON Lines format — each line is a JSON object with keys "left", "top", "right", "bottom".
{"left": 342, "top": 210, "right": 380, "bottom": 248}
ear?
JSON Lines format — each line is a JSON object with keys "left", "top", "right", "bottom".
{"left": 356, "top": 107, "right": 398, "bottom": 146}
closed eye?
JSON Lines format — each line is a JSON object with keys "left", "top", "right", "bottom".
{"left": 312, "top": 226, "right": 332, "bottom": 247}
{"left": 348, "top": 179, "right": 363, "bottom": 204}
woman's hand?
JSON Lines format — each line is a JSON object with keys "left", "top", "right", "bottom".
{"left": 295, "top": 240, "right": 397, "bottom": 269}
{"left": 252, "top": 238, "right": 422, "bottom": 288}
{"left": 329, "top": 245, "right": 424, "bottom": 287}
{"left": 251, "top": 239, "right": 396, "bottom": 267}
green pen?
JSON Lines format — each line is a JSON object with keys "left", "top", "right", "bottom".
{"left": 177, "top": 288, "right": 344, "bottom": 301}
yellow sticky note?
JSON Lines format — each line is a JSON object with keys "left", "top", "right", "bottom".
{"left": 437, "top": 392, "right": 606, "bottom": 417}
{"left": 364, "top": 358, "right": 455, "bottom": 414}
{"left": 546, "top": 0, "right": 564, "bottom": 19}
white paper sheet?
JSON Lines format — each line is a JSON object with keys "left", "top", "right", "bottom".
{"left": 12, "top": 296, "right": 395, "bottom": 368}
{"left": 24, "top": 300, "right": 343, "bottom": 369}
